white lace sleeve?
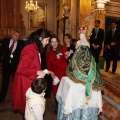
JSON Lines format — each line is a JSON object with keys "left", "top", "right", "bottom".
{"left": 76, "top": 41, "right": 80, "bottom": 50}
{"left": 32, "top": 104, "right": 44, "bottom": 120}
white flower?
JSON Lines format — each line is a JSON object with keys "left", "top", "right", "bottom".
{"left": 56, "top": 52, "right": 63, "bottom": 59}
{"left": 70, "top": 49, "right": 74, "bottom": 54}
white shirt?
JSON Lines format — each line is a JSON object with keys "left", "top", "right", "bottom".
{"left": 32, "top": 104, "right": 44, "bottom": 120}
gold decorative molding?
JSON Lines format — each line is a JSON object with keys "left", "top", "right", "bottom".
{"left": 0, "top": 0, "right": 20, "bottom": 37}
{"left": 0, "top": 29, "right": 4, "bottom": 39}
{"left": 79, "top": 0, "right": 92, "bottom": 25}
{"left": 13, "top": 0, "right": 20, "bottom": 28}
{"left": 106, "top": 2, "right": 120, "bottom": 17}
{"left": 110, "top": 0, "right": 120, "bottom": 3}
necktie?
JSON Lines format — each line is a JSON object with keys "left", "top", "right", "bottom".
{"left": 9, "top": 42, "right": 15, "bottom": 53}
{"left": 112, "top": 29, "right": 115, "bottom": 36}
{"left": 95, "top": 28, "right": 98, "bottom": 38}
{"left": 95, "top": 28, "right": 98, "bottom": 34}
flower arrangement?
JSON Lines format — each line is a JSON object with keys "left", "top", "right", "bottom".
{"left": 78, "top": 13, "right": 94, "bottom": 40}
{"left": 78, "top": 25, "right": 87, "bottom": 35}
{"left": 78, "top": 26, "right": 86, "bottom": 31}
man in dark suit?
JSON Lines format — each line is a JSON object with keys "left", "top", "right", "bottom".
{"left": 105, "top": 21, "right": 120, "bottom": 74}
{"left": 0, "top": 28, "right": 24, "bottom": 102}
{"left": 89, "top": 20, "right": 104, "bottom": 64}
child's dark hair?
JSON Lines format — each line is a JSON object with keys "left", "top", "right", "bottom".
{"left": 31, "top": 78, "right": 47, "bottom": 94}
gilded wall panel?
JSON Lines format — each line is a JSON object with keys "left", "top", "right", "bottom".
{"left": 7, "top": 0, "right": 14, "bottom": 28}
{"left": 106, "top": 2, "right": 120, "bottom": 17}
{"left": 79, "top": 0, "right": 91, "bottom": 25}
{"left": 0, "top": 0, "right": 1, "bottom": 28}
{"left": 111, "top": 0, "right": 120, "bottom": 3}
{"left": 0, "top": 0, "right": 20, "bottom": 37}
{"left": 13, "top": 0, "right": 20, "bottom": 28}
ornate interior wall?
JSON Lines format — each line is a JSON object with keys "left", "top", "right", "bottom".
{"left": 0, "top": 0, "right": 21, "bottom": 39}
{"left": 0, "top": 0, "right": 120, "bottom": 40}
{"left": 111, "top": 0, "right": 120, "bottom": 2}
{"left": 0, "top": 0, "right": 1, "bottom": 28}
{"left": 106, "top": 1, "right": 120, "bottom": 18}
{"left": 56, "top": 0, "right": 92, "bottom": 42}
{"left": 20, "top": 0, "right": 54, "bottom": 37}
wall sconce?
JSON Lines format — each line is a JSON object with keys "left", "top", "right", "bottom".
{"left": 95, "top": 0, "right": 110, "bottom": 14}
{"left": 63, "top": 0, "right": 71, "bottom": 17}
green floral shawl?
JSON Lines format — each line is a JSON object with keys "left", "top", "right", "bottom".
{"left": 66, "top": 45, "right": 104, "bottom": 101}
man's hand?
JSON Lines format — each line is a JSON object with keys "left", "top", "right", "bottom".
{"left": 110, "top": 42, "right": 116, "bottom": 46}
{"left": 50, "top": 71, "right": 55, "bottom": 78}
{"left": 107, "top": 45, "right": 111, "bottom": 49}
{"left": 64, "top": 52, "right": 71, "bottom": 59}
{"left": 37, "top": 71, "right": 46, "bottom": 78}
{"left": 93, "top": 44, "right": 99, "bottom": 49}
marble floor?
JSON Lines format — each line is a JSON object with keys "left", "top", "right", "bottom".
{"left": 0, "top": 61, "right": 120, "bottom": 120}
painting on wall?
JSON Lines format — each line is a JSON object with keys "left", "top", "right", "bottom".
{"left": 28, "top": 3, "right": 47, "bottom": 29}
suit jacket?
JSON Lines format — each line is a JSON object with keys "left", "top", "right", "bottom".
{"left": 90, "top": 28, "right": 104, "bottom": 50}
{"left": 105, "top": 28, "right": 120, "bottom": 59}
{"left": 0, "top": 38, "right": 24, "bottom": 70}
{"left": 105, "top": 28, "right": 120, "bottom": 50}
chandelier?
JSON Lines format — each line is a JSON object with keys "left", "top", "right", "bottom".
{"left": 25, "top": 0, "right": 39, "bottom": 14}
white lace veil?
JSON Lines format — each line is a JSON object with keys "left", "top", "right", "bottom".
{"left": 76, "top": 13, "right": 94, "bottom": 49}
{"left": 76, "top": 31, "right": 90, "bottom": 49}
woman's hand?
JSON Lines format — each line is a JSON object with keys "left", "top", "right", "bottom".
{"left": 37, "top": 71, "right": 46, "bottom": 78}
{"left": 64, "top": 52, "right": 71, "bottom": 59}
{"left": 50, "top": 71, "right": 55, "bottom": 78}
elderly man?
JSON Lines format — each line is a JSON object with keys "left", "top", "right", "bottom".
{"left": 0, "top": 28, "right": 24, "bottom": 102}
